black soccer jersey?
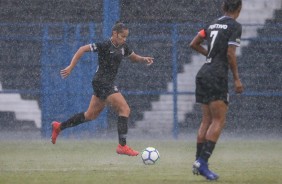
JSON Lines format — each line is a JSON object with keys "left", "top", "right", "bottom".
{"left": 90, "top": 39, "right": 133, "bottom": 84}
{"left": 197, "top": 16, "right": 242, "bottom": 79}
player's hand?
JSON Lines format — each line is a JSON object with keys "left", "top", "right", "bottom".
{"left": 143, "top": 57, "right": 154, "bottom": 66}
{"left": 234, "top": 79, "right": 243, "bottom": 93}
{"left": 60, "top": 66, "right": 73, "bottom": 79}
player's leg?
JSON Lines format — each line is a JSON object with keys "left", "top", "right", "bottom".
{"left": 51, "top": 95, "right": 106, "bottom": 144}
{"left": 61, "top": 95, "right": 106, "bottom": 128}
{"left": 199, "top": 100, "right": 227, "bottom": 163}
{"left": 194, "top": 100, "right": 227, "bottom": 180}
{"left": 84, "top": 95, "right": 107, "bottom": 120}
{"left": 106, "top": 92, "right": 130, "bottom": 146}
{"left": 194, "top": 77, "right": 213, "bottom": 160}
{"left": 106, "top": 92, "right": 138, "bottom": 156}
{"left": 198, "top": 77, "right": 228, "bottom": 163}
{"left": 206, "top": 100, "right": 228, "bottom": 142}
{"left": 196, "top": 104, "right": 212, "bottom": 159}
{"left": 193, "top": 104, "right": 213, "bottom": 176}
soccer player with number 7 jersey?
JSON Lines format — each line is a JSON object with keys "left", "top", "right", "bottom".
{"left": 189, "top": 0, "right": 244, "bottom": 181}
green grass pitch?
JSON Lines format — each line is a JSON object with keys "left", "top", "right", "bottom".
{"left": 0, "top": 138, "right": 281, "bottom": 184}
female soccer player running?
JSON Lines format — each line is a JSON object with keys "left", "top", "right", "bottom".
{"left": 189, "top": 0, "right": 243, "bottom": 180}
{"left": 51, "top": 22, "right": 154, "bottom": 156}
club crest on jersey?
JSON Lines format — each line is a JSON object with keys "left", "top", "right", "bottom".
{"left": 121, "top": 48, "right": 125, "bottom": 56}
{"left": 114, "top": 86, "right": 119, "bottom": 92}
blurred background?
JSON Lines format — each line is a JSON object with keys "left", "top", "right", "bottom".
{"left": 0, "top": 0, "right": 281, "bottom": 140}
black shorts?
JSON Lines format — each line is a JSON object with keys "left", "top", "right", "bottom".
{"left": 195, "top": 77, "right": 229, "bottom": 105}
{"left": 92, "top": 81, "right": 119, "bottom": 100}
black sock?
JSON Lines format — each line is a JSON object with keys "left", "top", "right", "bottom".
{"left": 117, "top": 116, "right": 128, "bottom": 146}
{"left": 60, "top": 112, "right": 86, "bottom": 130}
{"left": 199, "top": 140, "right": 216, "bottom": 162}
{"left": 196, "top": 143, "right": 204, "bottom": 160}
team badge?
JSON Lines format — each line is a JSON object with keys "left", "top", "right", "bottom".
{"left": 114, "top": 86, "right": 119, "bottom": 92}
{"left": 121, "top": 48, "right": 125, "bottom": 56}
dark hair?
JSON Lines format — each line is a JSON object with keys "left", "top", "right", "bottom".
{"left": 222, "top": 0, "right": 242, "bottom": 12}
{"left": 112, "top": 21, "right": 128, "bottom": 33}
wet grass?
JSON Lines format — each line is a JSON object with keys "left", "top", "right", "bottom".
{"left": 0, "top": 138, "right": 281, "bottom": 184}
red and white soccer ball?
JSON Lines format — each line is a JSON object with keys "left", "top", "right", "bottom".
{"left": 141, "top": 147, "right": 160, "bottom": 165}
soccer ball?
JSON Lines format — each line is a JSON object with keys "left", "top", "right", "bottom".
{"left": 141, "top": 147, "right": 160, "bottom": 165}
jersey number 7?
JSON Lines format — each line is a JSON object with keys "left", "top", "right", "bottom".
{"left": 207, "top": 30, "right": 218, "bottom": 63}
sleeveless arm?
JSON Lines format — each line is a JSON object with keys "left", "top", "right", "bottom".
{"left": 60, "top": 45, "right": 92, "bottom": 78}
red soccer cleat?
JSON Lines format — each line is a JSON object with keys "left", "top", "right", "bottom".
{"left": 51, "top": 121, "right": 61, "bottom": 144}
{"left": 116, "top": 144, "right": 139, "bottom": 156}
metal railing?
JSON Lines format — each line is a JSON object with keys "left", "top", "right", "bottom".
{"left": 0, "top": 22, "right": 282, "bottom": 137}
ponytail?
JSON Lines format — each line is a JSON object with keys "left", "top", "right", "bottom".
{"left": 112, "top": 21, "right": 128, "bottom": 33}
{"left": 222, "top": 0, "right": 242, "bottom": 13}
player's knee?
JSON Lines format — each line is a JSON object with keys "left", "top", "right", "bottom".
{"left": 213, "top": 118, "right": 226, "bottom": 128}
{"left": 198, "top": 130, "right": 206, "bottom": 140}
{"left": 202, "top": 119, "right": 212, "bottom": 126}
{"left": 84, "top": 113, "right": 94, "bottom": 120}
{"left": 84, "top": 111, "right": 100, "bottom": 120}
{"left": 219, "top": 120, "right": 226, "bottom": 129}
{"left": 119, "top": 104, "right": 130, "bottom": 116}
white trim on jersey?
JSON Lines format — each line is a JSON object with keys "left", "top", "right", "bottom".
{"left": 228, "top": 41, "right": 240, "bottom": 47}
{"left": 218, "top": 16, "right": 232, "bottom": 20}
{"left": 110, "top": 38, "right": 119, "bottom": 48}
{"left": 127, "top": 51, "right": 134, "bottom": 57}
{"left": 90, "top": 43, "right": 97, "bottom": 52}
{"left": 218, "top": 16, "right": 225, "bottom": 20}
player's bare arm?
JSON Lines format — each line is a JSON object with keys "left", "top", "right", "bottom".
{"left": 227, "top": 45, "right": 243, "bottom": 93}
{"left": 128, "top": 52, "right": 154, "bottom": 65}
{"left": 60, "top": 45, "right": 91, "bottom": 78}
{"left": 189, "top": 34, "right": 208, "bottom": 57}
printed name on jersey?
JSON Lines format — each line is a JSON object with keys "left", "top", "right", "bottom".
{"left": 208, "top": 24, "right": 228, "bottom": 30}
